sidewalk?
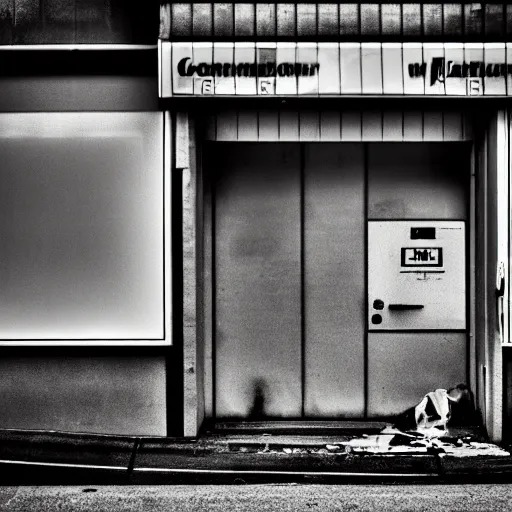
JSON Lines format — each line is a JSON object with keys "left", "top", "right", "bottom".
{"left": 0, "top": 426, "right": 511, "bottom": 485}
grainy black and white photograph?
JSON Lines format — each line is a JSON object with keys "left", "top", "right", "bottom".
{"left": 1, "top": 2, "right": 512, "bottom": 510}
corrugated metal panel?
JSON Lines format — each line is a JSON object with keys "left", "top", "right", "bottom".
{"left": 258, "top": 111, "right": 279, "bottom": 141}
{"left": 339, "top": 4, "right": 360, "bottom": 37}
{"left": 256, "top": 4, "right": 276, "bottom": 38}
{"left": 319, "top": 111, "right": 341, "bottom": 141}
{"left": 361, "top": 4, "right": 380, "bottom": 37}
{"left": 465, "top": 3, "right": 484, "bottom": 38}
{"left": 381, "top": 4, "right": 402, "bottom": 38}
{"left": 297, "top": 4, "right": 317, "bottom": 37}
{"left": 277, "top": 3, "right": 296, "bottom": 38}
{"left": 403, "top": 111, "right": 423, "bottom": 141}
{"left": 318, "top": 4, "right": 339, "bottom": 37}
{"left": 402, "top": 3, "right": 421, "bottom": 37}
{"left": 237, "top": 111, "right": 258, "bottom": 141}
{"left": 279, "top": 111, "right": 300, "bottom": 141}
{"left": 342, "top": 111, "right": 362, "bottom": 141}
{"left": 171, "top": 3, "right": 192, "bottom": 37}
{"left": 234, "top": 4, "right": 254, "bottom": 37}
{"left": 423, "top": 4, "right": 443, "bottom": 38}
{"left": 160, "top": 3, "right": 512, "bottom": 42}
{"left": 216, "top": 110, "right": 237, "bottom": 141}
{"left": 206, "top": 110, "right": 471, "bottom": 142}
{"left": 362, "top": 111, "right": 383, "bottom": 141}
{"left": 382, "top": 111, "right": 403, "bottom": 141}
{"left": 485, "top": 4, "right": 506, "bottom": 40}
{"left": 299, "top": 111, "right": 320, "bottom": 141}
{"left": 193, "top": 3, "right": 213, "bottom": 38}
{"left": 213, "top": 3, "right": 234, "bottom": 38}
{"left": 444, "top": 3, "right": 463, "bottom": 39}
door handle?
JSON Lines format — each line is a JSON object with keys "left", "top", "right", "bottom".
{"left": 388, "top": 304, "right": 424, "bottom": 310}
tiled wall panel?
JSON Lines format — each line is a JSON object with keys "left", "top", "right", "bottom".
{"left": 206, "top": 110, "right": 471, "bottom": 142}
{"left": 161, "top": 3, "right": 512, "bottom": 43}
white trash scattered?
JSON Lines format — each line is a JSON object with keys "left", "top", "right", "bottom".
{"left": 341, "top": 427, "right": 510, "bottom": 457}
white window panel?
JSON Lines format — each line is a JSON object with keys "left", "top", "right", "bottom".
{"left": 214, "top": 43, "right": 235, "bottom": 95}
{"left": 192, "top": 42, "right": 213, "bottom": 95}
{"left": 257, "top": 42, "right": 277, "bottom": 96}
{"left": 382, "top": 43, "right": 404, "bottom": 95}
{"left": 403, "top": 43, "right": 425, "bottom": 95}
{"left": 484, "top": 44, "right": 506, "bottom": 96}
{"left": 444, "top": 43, "right": 466, "bottom": 96}
{"left": 340, "top": 44, "right": 362, "bottom": 95}
{"left": 297, "top": 43, "right": 319, "bottom": 95}
{"left": 0, "top": 113, "right": 167, "bottom": 344}
{"left": 464, "top": 43, "right": 484, "bottom": 96}
{"left": 234, "top": 43, "right": 257, "bottom": 95}
{"left": 317, "top": 43, "right": 340, "bottom": 95}
{"left": 275, "top": 43, "right": 297, "bottom": 95}
{"left": 361, "top": 43, "right": 383, "bottom": 95}
{"left": 172, "top": 42, "right": 193, "bottom": 95}
{"left": 423, "top": 43, "right": 446, "bottom": 95}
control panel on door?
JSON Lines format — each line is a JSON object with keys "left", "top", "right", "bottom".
{"left": 368, "top": 221, "right": 466, "bottom": 331}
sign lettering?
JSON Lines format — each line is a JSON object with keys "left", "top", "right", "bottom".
{"left": 408, "top": 57, "right": 512, "bottom": 86}
{"left": 401, "top": 247, "right": 443, "bottom": 267}
{"left": 177, "top": 57, "right": 320, "bottom": 78}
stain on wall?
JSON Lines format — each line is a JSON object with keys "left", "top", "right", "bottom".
{"left": 0, "top": 355, "right": 167, "bottom": 435}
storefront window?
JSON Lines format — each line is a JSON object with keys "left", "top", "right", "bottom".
{"left": 0, "top": 112, "right": 168, "bottom": 344}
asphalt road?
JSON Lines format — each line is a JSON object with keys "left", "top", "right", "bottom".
{"left": 1, "top": 484, "right": 511, "bottom": 511}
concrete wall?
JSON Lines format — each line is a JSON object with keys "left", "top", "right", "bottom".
{"left": 0, "top": 353, "right": 167, "bottom": 435}
{"left": 0, "top": 0, "right": 158, "bottom": 44}
{"left": 0, "top": 78, "right": 172, "bottom": 436}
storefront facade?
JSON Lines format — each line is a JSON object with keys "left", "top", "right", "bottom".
{"left": 159, "top": 3, "right": 512, "bottom": 441}
{"left": 0, "top": 2, "right": 511, "bottom": 443}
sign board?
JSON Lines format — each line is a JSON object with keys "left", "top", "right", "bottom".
{"left": 368, "top": 221, "right": 465, "bottom": 331}
{"left": 160, "top": 42, "right": 512, "bottom": 97}
{"left": 401, "top": 247, "right": 443, "bottom": 268}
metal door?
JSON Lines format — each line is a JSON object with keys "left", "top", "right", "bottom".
{"left": 212, "top": 143, "right": 365, "bottom": 418}
{"left": 213, "top": 143, "right": 302, "bottom": 418}
{"left": 211, "top": 142, "right": 469, "bottom": 419}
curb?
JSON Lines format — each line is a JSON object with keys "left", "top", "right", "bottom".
{"left": 1, "top": 429, "right": 511, "bottom": 485}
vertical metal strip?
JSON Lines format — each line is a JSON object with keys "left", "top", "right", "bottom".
{"left": 469, "top": 120, "right": 477, "bottom": 395}
{"left": 300, "top": 142, "right": 306, "bottom": 418}
{"left": 168, "top": 110, "right": 184, "bottom": 436}
{"left": 164, "top": 110, "right": 172, "bottom": 344}
{"left": 211, "top": 141, "right": 217, "bottom": 419}
{"left": 508, "top": 108, "right": 511, "bottom": 346}
{"left": 364, "top": 142, "right": 369, "bottom": 419}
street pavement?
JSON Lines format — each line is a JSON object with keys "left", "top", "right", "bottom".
{"left": 1, "top": 484, "right": 512, "bottom": 511}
